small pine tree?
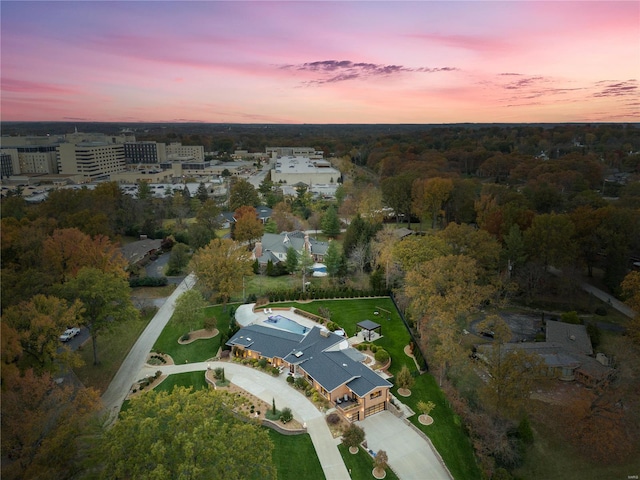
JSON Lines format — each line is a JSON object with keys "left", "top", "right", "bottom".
{"left": 396, "top": 365, "right": 414, "bottom": 391}
{"left": 272, "top": 398, "right": 277, "bottom": 415}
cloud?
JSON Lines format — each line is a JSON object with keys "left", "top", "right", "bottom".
{"left": 592, "top": 80, "right": 638, "bottom": 98}
{"left": 280, "top": 60, "right": 457, "bottom": 85}
{"left": 1, "top": 78, "right": 80, "bottom": 95}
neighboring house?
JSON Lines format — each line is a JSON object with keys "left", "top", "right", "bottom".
{"left": 217, "top": 206, "right": 273, "bottom": 229}
{"left": 227, "top": 322, "right": 391, "bottom": 422}
{"left": 477, "top": 320, "right": 614, "bottom": 389}
{"left": 120, "top": 238, "right": 162, "bottom": 266}
{"left": 252, "top": 231, "right": 329, "bottom": 266}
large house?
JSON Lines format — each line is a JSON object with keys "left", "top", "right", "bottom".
{"left": 226, "top": 321, "right": 392, "bottom": 422}
{"left": 477, "top": 320, "right": 614, "bottom": 389}
{"left": 253, "top": 231, "right": 329, "bottom": 267}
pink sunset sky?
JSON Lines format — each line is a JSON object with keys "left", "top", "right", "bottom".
{"left": 1, "top": 1, "right": 638, "bottom": 124}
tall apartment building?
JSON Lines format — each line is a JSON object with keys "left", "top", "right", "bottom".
{"left": 166, "top": 143, "right": 204, "bottom": 162}
{"left": 0, "top": 135, "right": 61, "bottom": 175}
{"left": 57, "top": 142, "right": 126, "bottom": 181}
{"left": 124, "top": 141, "right": 167, "bottom": 164}
{"left": 1, "top": 152, "right": 14, "bottom": 179}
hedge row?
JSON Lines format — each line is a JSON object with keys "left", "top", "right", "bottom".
{"left": 129, "top": 276, "right": 169, "bottom": 287}
{"left": 265, "top": 287, "right": 389, "bottom": 303}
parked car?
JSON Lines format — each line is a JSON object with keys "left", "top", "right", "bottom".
{"left": 59, "top": 327, "right": 81, "bottom": 342}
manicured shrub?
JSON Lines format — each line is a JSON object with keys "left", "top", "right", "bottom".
{"left": 370, "top": 345, "right": 378, "bottom": 353}
{"left": 374, "top": 349, "right": 390, "bottom": 364}
{"left": 326, "top": 413, "right": 341, "bottom": 425}
{"left": 181, "top": 333, "right": 190, "bottom": 342}
{"left": 257, "top": 358, "right": 268, "bottom": 369}
{"left": 280, "top": 407, "right": 293, "bottom": 424}
{"left": 286, "top": 376, "right": 295, "bottom": 384}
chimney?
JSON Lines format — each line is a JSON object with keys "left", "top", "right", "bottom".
{"left": 254, "top": 241, "right": 263, "bottom": 259}
{"left": 304, "top": 234, "right": 311, "bottom": 253}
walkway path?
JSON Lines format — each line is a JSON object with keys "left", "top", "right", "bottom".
{"left": 139, "top": 361, "right": 351, "bottom": 480}
{"left": 101, "top": 273, "right": 196, "bottom": 423}
{"left": 548, "top": 267, "right": 637, "bottom": 319}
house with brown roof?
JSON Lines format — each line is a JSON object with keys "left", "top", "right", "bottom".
{"left": 477, "top": 320, "right": 614, "bottom": 389}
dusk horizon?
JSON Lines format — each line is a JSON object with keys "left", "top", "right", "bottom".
{"left": 2, "top": 1, "right": 638, "bottom": 124}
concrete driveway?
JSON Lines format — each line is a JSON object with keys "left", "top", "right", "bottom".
{"left": 357, "top": 411, "right": 451, "bottom": 480}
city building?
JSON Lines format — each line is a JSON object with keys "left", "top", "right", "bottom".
{"left": 1, "top": 152, "right": 14, "bottom": 179}
{"left": 166, "top": 142, "right": 205, "bottom": 162}
{"left": 57, "top": 142, "right": 126, "bottom": 181}
{"left": 124, "top": 141, "right": 167, "bottom": 164}
{"left": 271, "top": 156, "right": 340, "bottom": 185}
{"left": 266, "top": 146, "right": 324, "bottom": 159}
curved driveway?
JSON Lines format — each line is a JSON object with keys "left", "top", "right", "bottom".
{"left": 139, "top": 361, "right": 351, "bottom": 480}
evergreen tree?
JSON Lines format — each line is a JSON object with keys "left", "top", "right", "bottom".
{"left": 321, "top": 206, "right": 341, "bottom": 238}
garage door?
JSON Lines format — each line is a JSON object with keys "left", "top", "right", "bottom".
{"left": 364, "top": 402, "right": 385, "bottom": 418}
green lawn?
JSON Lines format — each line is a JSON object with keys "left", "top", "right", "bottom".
{"left": 154, "top": 371, "right": 209, "bottom": 393}
{"left": 268, "top": 430, "right": 324, "bottom": 480}
{"left": 151, "top": 304, "right": 232, "bottom": 363}
{"left": 338, "top": 444, "right": 400, "bottom": 480}
{"left": 74, "top": 308, "right": 156, "bottom": 394}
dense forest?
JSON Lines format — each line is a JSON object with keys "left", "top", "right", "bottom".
{"left": 1, "top": 123, "right": 639, "bottom": 479}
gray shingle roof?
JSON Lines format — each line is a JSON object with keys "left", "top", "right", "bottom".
{"left": 226, "top": 324, "right": 303, "bottom": 359}
{"left": 257, "top": 231, "right": 329, "bottom": 260}
{"left": 545, "top": 321, "right": 593, "bottom": 355}
{"left": 227, "top": 324, "right": 391, "bottom": 396}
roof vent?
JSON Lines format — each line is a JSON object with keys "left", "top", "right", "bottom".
{"left": 294, "top": 351, "right": 304, "bottom": 358}
{"left": 570, "top": 335, "right": 576, "bottom": 341}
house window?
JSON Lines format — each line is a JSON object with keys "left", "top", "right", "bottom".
{"left": 370, "top": 391, "right": 381, "bottom": 399}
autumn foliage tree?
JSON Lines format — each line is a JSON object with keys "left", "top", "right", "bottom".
{"left": 95, "top": 387, "right": 275, "bottom": 480}
{"left": 233, "top": 205, "right": 264, "bottom": 248}
{"left": 42, "top": 228, "right": 127, "bottom": 283}
{"left": 190, "top": 238, "right": 253, "bottom": 304}
{"left": 1, "top": 369, "right": 102, "bottom": 480}
{"left": 60, "top": 267, "right": 138, "bottom": 365}
{"left": 2, "top": 295, "right": 84, "bottom": 373}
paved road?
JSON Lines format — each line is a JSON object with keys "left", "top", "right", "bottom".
{"left": 138, "top": 361, "right": 351, "bottom": 480}
{"left": 101, "top": 273, "right": 196, "bottom": 423}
